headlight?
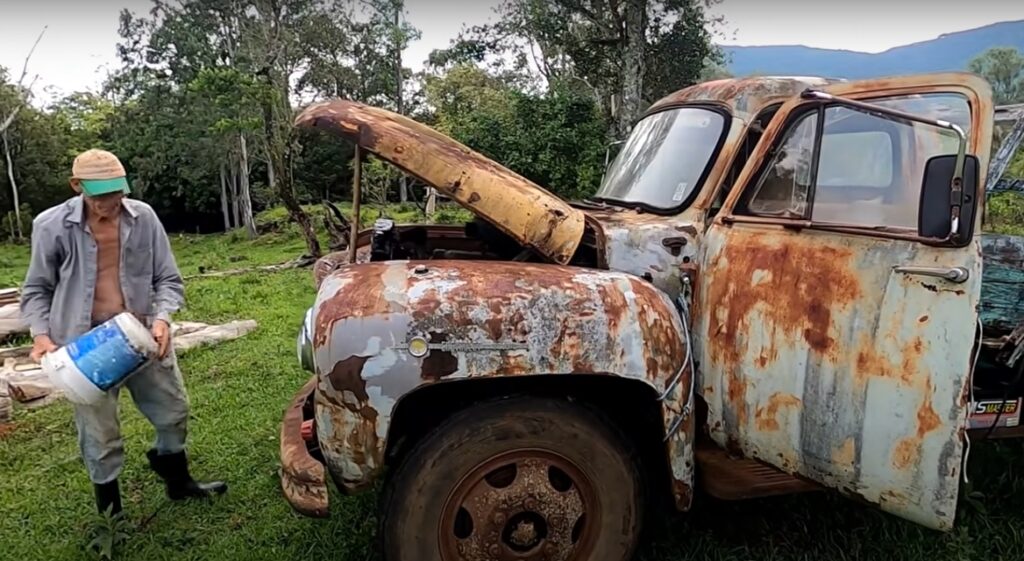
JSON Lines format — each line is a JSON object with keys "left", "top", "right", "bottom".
{"left": 297, "top": 306, "right": 315, "bottom": 372}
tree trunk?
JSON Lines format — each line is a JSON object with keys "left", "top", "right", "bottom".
{"left": 261, "top": 86, "right": 320, "bottom": 258}
{"left": 2, "top": 132, "right": 22, "bottom": 240}
{"left": 619, "top": 0, "right": 647, "bottom": 139}
{"left": 238, "top": 133, "right": 257, "bottom": 239}
{"left": 425, "top": 187, "right": 437, "bottom": 217}
{"left": 220, "top": 162, "right": 231, "bottom": 231}
{"left": 267, "top": 150, "right": 276, "bottom": 190}
{"left": 394, "top": 6, "right": 408, "bottom": 203}
{"left": 230, "top": 158, "right": 241, "bottom": 229}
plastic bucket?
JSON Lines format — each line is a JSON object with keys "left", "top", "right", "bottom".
{"left": 42, "top": 313, "right": 159, "bottom": 405}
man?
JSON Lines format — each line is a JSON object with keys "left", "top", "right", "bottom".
{"left": 20, "top": 149, "right": 226, "bottom": 517}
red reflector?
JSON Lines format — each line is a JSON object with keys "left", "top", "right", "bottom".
{"left": 300, "top": 419, "right": 315, "bottom": 441}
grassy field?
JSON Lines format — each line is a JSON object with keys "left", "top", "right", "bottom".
{"left": 2, "top": 225, "right": 1024, "bottom": 561}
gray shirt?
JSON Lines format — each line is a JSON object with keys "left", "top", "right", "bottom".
{"left": 20, "top": 196, "right": 184, "bottom": 345}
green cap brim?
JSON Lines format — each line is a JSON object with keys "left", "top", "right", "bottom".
{"left": 80, "top": 177, "right": 129, "bottom": 196}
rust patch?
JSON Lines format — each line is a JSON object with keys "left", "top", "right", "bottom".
{"left": 707, "top": 234, "right": 860, "bottom": 428}
{"left": 327, "top": 356, "right": 370, "bottom": 401}
{"left": 916, "top": 382, "right": 942, "bottom": 439}
{"left": 422, "top": 332, "right": 458, "bottom": 379}
{"left": 754, "top": 392, "right": 802, "bottom": 431}
{"left": 833, "top": 438, "right": 856, "bottom": 466}
{"left": 671, "top": 478, "right": 693, "bottom": 509}
{"left": 892, "top": 438, "right": 918, "bottom": 470}
{"left": 854, "top": 336, "right": 925, "bottom": 387}
{"left": 314, "top": 263, "right": 397, "bottom": 348}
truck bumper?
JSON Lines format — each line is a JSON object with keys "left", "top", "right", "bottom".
{"left": 279, "top": 377, "right": 329, "bottom": 517}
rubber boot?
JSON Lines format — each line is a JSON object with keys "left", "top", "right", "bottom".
{"left": 94, "top": 480, "right": 122, "bottom": 516}
{"left": 146, "top": 449, "right": 227, "bottom": 500}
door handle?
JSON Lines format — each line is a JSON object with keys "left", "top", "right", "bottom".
{"left": 893, "top": 266, "right": 970, "bottom": 283}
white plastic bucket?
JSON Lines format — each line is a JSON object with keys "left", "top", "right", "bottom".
{"left": 42, "top": 313, "right": 159, "bottom": 405}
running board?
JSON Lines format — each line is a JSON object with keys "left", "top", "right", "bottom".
{"left": 696, "top": 446, "right": 822, "bottom": 500}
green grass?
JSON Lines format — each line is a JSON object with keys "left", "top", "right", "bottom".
{"left": 2, "top": 229, "right": 1024, "bottom": 561}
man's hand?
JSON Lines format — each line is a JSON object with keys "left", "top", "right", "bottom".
{"left": 30, "top": 335, "right": 58, "bottom": 363}
{"left": 152, "top": 319, "right": 171, "bottom": 359}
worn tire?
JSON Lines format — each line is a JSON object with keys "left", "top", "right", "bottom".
{"left": 380, "top": 396, "right": 643, "bottom": 561}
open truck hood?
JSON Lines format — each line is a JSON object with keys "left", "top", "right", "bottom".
{"left": 295, "top": 100, "right": 586, "bottom": 264}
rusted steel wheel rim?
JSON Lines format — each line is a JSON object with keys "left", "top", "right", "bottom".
{"left": 438, "top": 449, "right": 599, "bottom": 561}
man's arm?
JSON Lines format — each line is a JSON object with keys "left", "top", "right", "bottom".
{"left": 150, "top": 211, "right": 185, "bottom": 325}
{"left": 20, "top": 218, "right": 60, "bottom": 339}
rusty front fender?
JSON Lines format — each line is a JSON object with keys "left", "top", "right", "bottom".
{"left": 311, "top": 260, "right": 696, "bottom": 505}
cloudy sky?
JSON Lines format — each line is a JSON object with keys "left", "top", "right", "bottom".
{"left": 1, "top": 0, "right": 1022, "bottom": 103}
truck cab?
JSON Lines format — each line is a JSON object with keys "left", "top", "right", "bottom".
{"left": 280, "top": 72, "right": 1007, "bottom": 560}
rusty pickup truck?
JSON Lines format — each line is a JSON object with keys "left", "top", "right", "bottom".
{"left": 280, "top": 72, "right": 1024, "bottom": 561}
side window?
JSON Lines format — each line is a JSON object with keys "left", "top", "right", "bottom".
{"left": 740, "top": 93, "right": 969, "bottom": 230}
{"left": 744, "top": 112, "right": 818, "bottom": 218}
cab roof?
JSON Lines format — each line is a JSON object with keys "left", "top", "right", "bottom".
{"left": 647, "top": 76, "right": 847, "bottom": 120}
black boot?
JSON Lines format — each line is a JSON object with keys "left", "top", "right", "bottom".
{"left": 94, "top": 480, "right": 122, "bottom": 516}
{"left": 146, "top": 449, "right": 227, "bottom": 500}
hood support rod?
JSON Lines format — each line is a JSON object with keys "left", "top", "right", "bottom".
{"left": 349, "top": 144, "right": 363, "bottom": 264}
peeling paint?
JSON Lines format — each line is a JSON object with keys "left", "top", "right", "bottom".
{"left": 311, "top": 261, "right": 691, "bottom": 494}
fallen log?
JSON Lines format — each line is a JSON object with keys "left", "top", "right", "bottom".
{"left": 184, "top": 257, "right": 315, "bottom": 280}
{"left": 173, "top": 320, "right": 258, "bottom": 352}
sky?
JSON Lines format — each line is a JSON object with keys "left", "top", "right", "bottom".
{"left": 1, "top": 0, "right": 1022, "bottom": 104}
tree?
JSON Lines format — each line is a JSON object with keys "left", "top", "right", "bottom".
{"left": 435, "top": 0, "right": 721, "bottom": 140}
{"left": 0, "top": 28, "right": 46, "bottom": 240}
{"left": 969, "top": 47, "right": 1024, "bottom": 105}
{"left": 425, "top": 64, "right": 607, "bottom": 200}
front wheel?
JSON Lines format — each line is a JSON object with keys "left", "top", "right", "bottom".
{"left": 380, "top": 397, "right": 643, "bottom": 561}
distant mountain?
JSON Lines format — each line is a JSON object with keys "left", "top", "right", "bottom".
{"left": 724, "top": 20, "right": 1024, "bottom": 79}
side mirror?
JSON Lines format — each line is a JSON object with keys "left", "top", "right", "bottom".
{"left": 919, "top": 154, "right": 979, "bottom": 246}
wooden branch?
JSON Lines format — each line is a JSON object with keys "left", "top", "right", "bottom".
{"left": 15, "top": 27, "right": 47, "bottom": 89}
{"left": 0, "top": 27, "right": 46, "bottom": 136}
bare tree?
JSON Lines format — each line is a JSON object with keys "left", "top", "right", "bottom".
{"left": 1, "top": 27, "right": 46, "bottom": 240}
{"left": 238, "top": 132, "right": 256, "bottom": 237}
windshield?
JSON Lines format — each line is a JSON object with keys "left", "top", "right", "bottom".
{"left": 595, "top": 107, "right": 726, "bottom": 210}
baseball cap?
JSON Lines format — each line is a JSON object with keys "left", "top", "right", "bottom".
{"left": 72, "top": 149, "right": 130, "bottom": 196}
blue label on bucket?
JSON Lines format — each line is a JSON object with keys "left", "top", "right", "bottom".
{"left": 65, "top": 321, "right": 147, "bottom": 391}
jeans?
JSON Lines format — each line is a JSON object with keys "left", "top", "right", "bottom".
{"left": 72, "top": 348, "right": 189, "bottom": 484}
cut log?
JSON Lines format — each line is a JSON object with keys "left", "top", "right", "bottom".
{"left": 0, "top": 288, "right": 18, "bottom": 306}
{"left": 8, "top": 372, "right": 53, "bottom": 403}
{"left": 173, "top": 320, "right": 258, "bottom": 352}
{"left": 0, "top": 346, "right": 30, "bottom": 361}
{"left": 0, "top": 302, "right": 27, "bottom": 337}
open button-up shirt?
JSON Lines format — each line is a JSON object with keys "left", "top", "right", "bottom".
{"left": 20, "top": 196, "right": 184, "bottom": 345}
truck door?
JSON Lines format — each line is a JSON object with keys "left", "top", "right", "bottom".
{"left": 697, "top": 74, "right": 993, "bottom": 530}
